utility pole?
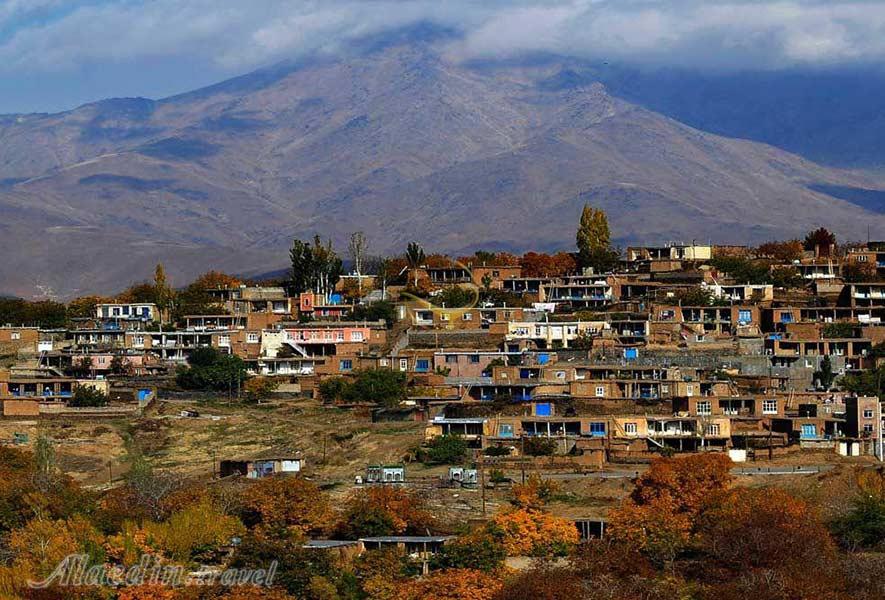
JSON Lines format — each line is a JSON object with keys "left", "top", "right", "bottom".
{"left": 480, "top": 452, "right": 486, "bottom": 518}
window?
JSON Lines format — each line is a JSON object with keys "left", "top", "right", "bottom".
{"left": 763, "top": 399, "right": 778, "bottom": 415}
{"left": 416, "top": 359, "right": 430, "bottom": 372}
{"left": 469, "top": 354, "right": 480, "bottom": 364}
{"left": 706, "top": 424, "right": 721, "bottom": 436}
{"left": 462, "top": 312, "right": 473, "bottom": 321}
{"left": 445, "top": 355, "right": 458, "bottom": 364}
{"left": 696, "top": 401, "right": 711, "bottom": 415}
{"left": 555, "top": 370, "right": 566, "bottom": 380}
{"left": 399, "top": 358, "right": 408, "bottom": 371}
{"left": 133, "top": 336, "right": 144, "bottom": 346}
{"left": 379, "top": 358, "right": 389, "bottom": 367}
{"left": 351, "top": 331, "right": 364, "bottom": 342}
{"left": 339, "top": 359, "right": 353, "bottom": 371}
{"left": 864, "top": 409, "right": 874, "bottom": 419}
{"left": 595, "top": 386, "right": 605, "bottom": 398}
{"left": 218, "top": 335, "right": 230, "bottom": 346}
{"left": 10, "top": 332, "right": 20, "bottom": 340}
{"left": 337, "top": 331, "right": 345, "bottom": 341}
{"left": 686, "top": 384, "right": 694, "bottom": 397}
{"left": 498, "top": 424, "right": 514, "bottom": 437}
{"left": 857, "top": 255, "right": 868, "bottom": 262}
{"left": 864, "top": 424, "right": 874, "bottom": 433}
{"left": 589, "top": 422, "right": 606, "bottom": 437}
{"left": 624, "top": 422, "right": 637, "bottom": 434}
{"left": 440, "top": 313, "right": 450, "bottom": 322}
{"left": 247, "top": 333, "right": 259, "bottom": 343}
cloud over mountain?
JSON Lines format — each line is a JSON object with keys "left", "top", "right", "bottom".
{"left": 3, "top": 1, "right": 885, "bottom": 113}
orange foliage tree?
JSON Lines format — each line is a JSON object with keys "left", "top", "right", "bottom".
{"left": 520, "top": 252, "right": 576, "bottom": 277}
{"left": 188, "top": 271, "right": 242, "bottom": 291}
{"left": 394, "top": 568, "right": 502, "bottom": 600}
{"left": 608, "top": 453, "right": 733, "bottom": 564}
{"left": 241, "top": 478, "right": 332, "bottom": 540}
{"left": 697, "top": 487, "right": 836, "bottom": 571}
{"left": 337, "top": 486, "right": 435, "bottom": 538}
{"left": 755, "top": 239, "right": 804, "bottom": 262}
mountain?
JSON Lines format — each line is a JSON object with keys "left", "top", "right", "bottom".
{"left": 2, "top": 43, "right": 885, "bottom": 298}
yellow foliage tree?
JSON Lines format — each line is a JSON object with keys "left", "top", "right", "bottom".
{"left": 141, "top": 499, "right": 245, "bottom": 564}
{"left": 488, "top": 508, "right": 578, "bottom": 557}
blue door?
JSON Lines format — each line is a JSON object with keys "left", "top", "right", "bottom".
{"left": 535, "top": 403, "right": 552, "bottom": 416}
{"left": 800, "top": 424, "right": 817, "bottom": 439}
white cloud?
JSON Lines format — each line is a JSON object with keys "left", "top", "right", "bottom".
{"left": 3, "top": 0, "right": 885, "bottom": 76}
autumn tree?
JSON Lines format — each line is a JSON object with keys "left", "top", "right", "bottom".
{"left": 241, "top": 477, "right": 332, "bottom": 540}
{"left": 804, "top": 227, "right": 837, "bottom": 256}
{"left": 154, "top": 263, "right": 174, "bottom": 316}
{"left": 755, "top": 239, "right": 804, "bottom": 262}
{"left": 608, "top": 453, "right": 733, "bottom": 564}
{"left": 243, "top": 377, "right": 280, "bottom": 404}
{"left": 394, "top": 568, "right": 503, "bottom": 600}
{"left": 189, "top": 270, "right": 242, "bottom": 290}
{"left": 493, "top": 564, "right": 585, "bottom": 600}
{"left": 831, "top": 467, "right": 885, "bottom": 551}
{"left": 336, "top": 486, "right": 435, "bottom": 539}
{"left": 698, "top": 487, "right": 836, "bottom": 571}
{"left": 576, "top": 204, "right": 618, "bottom": 273}
{"left": 520, "top": 252, "right": 576, "bottom": 277}
{"left": 486, "top": 508, "right": 578, "bottom": 557}
{"left": 140, "top": 498, "right": 245, "bottom": 564}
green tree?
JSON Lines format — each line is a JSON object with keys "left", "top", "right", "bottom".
{"left": 175, "top": 347, "right": 248, "bottom": 393}
{"left": 816, "top": 355, "right": 835, "bottom": 390}
{"left": 68, "top": 386, "right": 109, "bottom": 408}
{"left": 311, "top": 235, "right": 343, "bottom": 297}
{"left": 406, "top": 242, "right": 426, "bottom": 286}
{"left": 422, "top": 435, "right": 468, "bottom": 465}
{"left": 343, "top": 369, "right": 407, "bottom": 407}
{"left": 576, "top": 204, "right": 618, "bottom": 273}
{"left": 317, "top": 377, "right": 350, "bottom": 404}
{"left": 350, "top": 300, "right": 396, "bottom": 326}
{"left": 289, "top": 238, "right": 315, "bottom": 295}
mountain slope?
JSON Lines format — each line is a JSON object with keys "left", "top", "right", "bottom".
{"left": 1, "top": 45, "right": 884, "bottom": 298}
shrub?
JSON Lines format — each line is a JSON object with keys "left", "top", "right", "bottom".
{"left": 68, "top": 386, "right": 109, "bottom": 407}
{"left": 522, "top": 437, "right": 557, "bottom": 456}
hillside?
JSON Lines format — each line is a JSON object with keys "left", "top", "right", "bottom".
{"left": 2, "top": 44, "right": 884, "bottom": 297}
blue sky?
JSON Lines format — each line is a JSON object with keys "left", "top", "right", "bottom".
{"left": 2, "top": 1, "right": 885, "bottom": 114}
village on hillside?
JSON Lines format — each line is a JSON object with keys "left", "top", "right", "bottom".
{"left": 0, "top": 205, "right": 883, "bottom": 599}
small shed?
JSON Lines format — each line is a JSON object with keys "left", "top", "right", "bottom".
{"left": 220, "top": 456, "right": 303, "bottom": 479}
{"left": 366, "top": 464, "right": 405, "bottom": 483}
{"left": 448, "top": 466, "right": 479, "bottom": 485}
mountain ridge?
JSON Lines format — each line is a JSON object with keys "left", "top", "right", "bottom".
{"left": 1, "top": 43, "right": 884, "bottom": 298}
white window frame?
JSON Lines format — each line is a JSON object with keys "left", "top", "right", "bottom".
{"left": 247, "top": 332, "right": 259, "bottom": 344}
{"left": 624, "top": 422, "right": 637, "bottom": 434}
{"left": 595, "top": 386, "right": 605, "bottom": 398}
{"left": 763, "top": 399, "right": 778, "bottom": 415}
{"left": 696, "top": 401, "right": 712, "bottom": 416}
